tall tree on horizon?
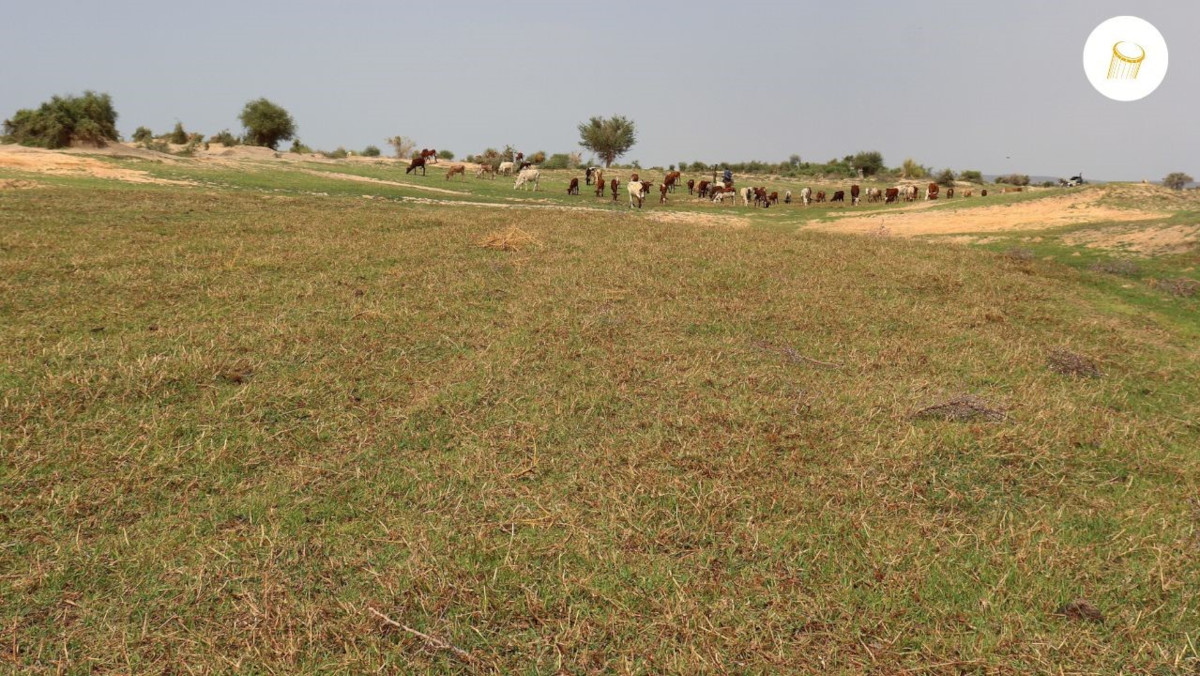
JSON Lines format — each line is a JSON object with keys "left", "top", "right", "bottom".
{"left": 577, "top": 115, "right": 637, "bottom": 168}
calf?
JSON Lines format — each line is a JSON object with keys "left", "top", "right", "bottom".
{"left": 768, "top": 191, "right": 779, "bottom": 205}
{"left": 815, "top": 191, "right": 827, "bottom": 203}
{"left": 831, "top": 190, "right": 845, "bottom": 203}
{"left": 445, "top": 164, "right": 465, "bottom": 180}
{"left": 659, "top": 183, "right": 669, "bottom": 203}
{"left": 610, "top": 178, "right": 618, "bottom": 201}
{"left": 567, "top": 177, "right": 580, "bottom": 195}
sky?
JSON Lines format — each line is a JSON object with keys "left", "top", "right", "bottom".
{"left": 2, "top": 0, "right": 1197, "bottom": 181}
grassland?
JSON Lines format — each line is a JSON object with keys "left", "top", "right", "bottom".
{"left": 1, "top": 153, "right": 1198, "bottom": 673}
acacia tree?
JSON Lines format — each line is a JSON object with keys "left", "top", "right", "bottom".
{"left": 577, "top": 115, "right": 636, "bottom": 167}
{"left": 1163, "top": 172, "right": 1193, "bottom": 190}
{"left": 3, "top": 91, "right": 119, "bottom": 148}
{"left": 386, "top": 136, "right": 416, "bottom": 159}
{"left": 934, "top": 169, "right": 956, "bottom": 187}
{"left": 238, "top": 98, "right": 296, "bottom": 150}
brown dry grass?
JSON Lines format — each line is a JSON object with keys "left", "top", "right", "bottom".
{"left": 478, "top": 225, "right": 539, "bottom": 251}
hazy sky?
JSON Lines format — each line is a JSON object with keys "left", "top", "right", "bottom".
{"left": 2, "top": 1, "right": 1197, "bottom": 180}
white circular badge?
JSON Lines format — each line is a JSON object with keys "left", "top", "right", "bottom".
{"left": 1083, "top": 16, "right": 1168, "bottom": 101}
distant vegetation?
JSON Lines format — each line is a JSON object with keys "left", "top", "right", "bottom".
{"left": 361, "top": 145, "right": 381, "bottom": 157}
{"left": 1163, "top": 172, "right": 1193, "bottom": 190}
{"left": 239, "top": 98, "right": 296, "bottom": 150}
{"left": 209, "top": 129, "right": 240, "bottom": 147}
{"left": 934, "top": 169, "right": 956, "bottom": 187}
{"left": 2, "top": 91, "right": 120, "bottom": 148}
{"left": 132, "top": 126, "right": 154, "bottom": 143}
{"left": 169, "top": 122, "right": 188, "bottom": 145}
{"left": 995, "top": 174, "right": 1031, "bottom": 186}
{"left": 959, "top": 169, "right": 984, "bottom": 183}
{"left": 578, "top": 115, "right": 637, "bottom": 167}
{"left": 386, "top": 135, "right": 416, "bottom": 159}
{"left": 437, "top": 149, "right": 454, "bottom": 161}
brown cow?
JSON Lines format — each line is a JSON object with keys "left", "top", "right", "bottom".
{"left": 831, "top": 190, "right": 845, "bottom": 203}
{"left": 419, "top": 148, "right": 437, "bottom": 164}
{"left": 567, "top": 177, "right": 579, "bottom": 195}
{"left": 405, "top": 156, "right": 426, "bottom": 175}
{"left": 962, "top": 188, "right": 972, "bottom": 197}
{"left": 926, "top": 182, "right": 939, "bottom": 200}
{"left": 981, "top": 189, "right": 988, "bottom": 197}
{"left": 659, "top": 183, "right": 669, "bottom": 203}
{"left": 640, "top": 180, "right": 653, "bottom": 197}
{"left": 946, "top": 187, "right": 955, "bottom": 198}
{"left": 885, "top": 187, "right": 899, "bottom": 203}
{"left": 630, "top": 172, "right": 639, "bottom": 182}
{"left": 610, "top": 177, "right": 618, "bottom": 201}
{"left": 768, "top": 191, "right": 779, "bottom": 205}
{"left": 697, "top": 180, "right": 711, "bottom": 198}
{"left": 664, "top": 171, "right": 681, "bottom": 193}
{"left": 445, "top": 164, "right": 465, "bottom": 180}
{"left": 475, "top": 164, "right": 496, "bottom": 179}
{"left": 850, "top": 184, "right": 861, "bottom": 206}
{"left": 815, "top": 191, "right": 827, "bottom": 203}
{"left": 687, "top": 178, "right": 696, "bottom": 195}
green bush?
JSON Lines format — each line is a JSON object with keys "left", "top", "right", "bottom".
{"left": 2, "top": 91, "right": 119, "bottom": 148}
{"left": 934, "top": 169, "right": 956, "bottom": 187}
{"left": 320, "top": 147, "right": 349, "bottom": 159}
{"left": 361, "top": 145, "right": 381, "bottom": 157}
{"left": 132, "top": 126, "right": 154, "bottom": 143}
{"left": 290, "top": 139, "right": 312, "bottom": 154}
{"left": 209, "top": 129, "right": 239, "bottom": 147}
{"left": 542, "top": 154, "right": 572, "bottom": 170}
{"left": 169, "top": 122, "right": 188, "bottom": 144}
{"left": 437, "top": 149, "right": 454, "bottom": 160}
{"left": 959, "top": 169, "right": 983, "bottom": 183}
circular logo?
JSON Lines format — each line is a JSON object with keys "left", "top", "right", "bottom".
{"left": 1083, "top": 16, "right": 1168, "bottom": 101}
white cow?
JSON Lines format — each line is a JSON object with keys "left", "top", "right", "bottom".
{"left": 498, "top": 161, "right": 515, "bottom": 175}
{"left": 628, "top": 180, "right": 645, "bottom": 208}
{"left": 739, "top": 187, "right": 753, "bottom": 206}
{"left": 513, "top": 168, "right": 540, "bottom": 191}
{"left": 800, "top": 187, "right": 812, "bottom": 206}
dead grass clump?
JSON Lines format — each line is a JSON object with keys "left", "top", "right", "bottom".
{"left": 1154, "top": 277, "right": 1199, "bottom": 297}
{"left": 1047, "top": 348, "right": 1102, "bottom": 378}
{"left": 1004, "top": 247, "right": 1035, "bottom": 262}
{"left": 1055, "top": 599, "right": 1105, "bottom": 623}
{"left": 751, "top": 341, "right": 841, "bottom": 369}
{"left": 478, "top": 226, "right": 539, "bottom": 252}
{"left": 0, "top": 179, "right": 41, "bottom": 190}
{"left": 1089, "top": 258, "right": 1140, "bottom": 276}
{"left": 912, "top": 394, "right": 1007, "bottom": 422}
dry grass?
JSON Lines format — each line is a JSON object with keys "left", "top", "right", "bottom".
{"left": 911, "top": 394, "right": 1008, "bottom": 422}
{"left": 1155, "top": 277, "right": 1200, "bottom": 298}
{"left": 478, "top": 225, "right": 539, "bottom": 251}
{"left": 1047, "top": 347, "right": 1103, "bottom": 378}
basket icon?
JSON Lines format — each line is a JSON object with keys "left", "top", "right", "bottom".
{"left": 1107, "top": 41, "right": 1144, "bottom": 79}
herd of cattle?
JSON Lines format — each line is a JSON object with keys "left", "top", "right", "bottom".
{"left": 404, "top": 154, "right": 1009, "bottom": 209}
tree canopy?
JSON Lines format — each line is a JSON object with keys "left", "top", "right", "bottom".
{"left": 238, "top": 98, "right": 296, "bottom": 150}
{"left": 1163, "top": 172, "right": 1193, "bottom": 190}
{"left": 2, "top": 91, "right": 119, "bottom": 148}
{"left": 577, "top": 115, "right": 637, "bottom": 168}
{"left": 851, "top": 151, "right": 885, "bottom": 177}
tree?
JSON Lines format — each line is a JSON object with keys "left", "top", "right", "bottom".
{"left": 437, "top": 149, "right": 454, "bottom": 160}
{"left": 901, "top": 158, "right": 927, "bottom": 179}
{"left": 362, "top": 145, "right": 381, "bottom": 157}
{"left": 1163, "top": 172, "right": 1193, "bottom": 190}
{"left": 3, "top": 91, "right": 119, "bottom": 148}
{"left": 959, "top": 169, "right": 983, "bottom": 183}
{"left": 170, "top": 122, "right": 188, "bottom": 144}
{"left": 386, "top": 136, "right": 416, "bottom": 159}
{"left": 132, "top": 126, "right": 153, "bottom": 143}
{"left": 577, "top": 115, "right": 637, "bottom": 167}
{"left": 851, "top": 150, "right": 885, "bottom": 177}
{"left": 789, "top": 154, "right": 802, "bottom": 167}
{"left": 238, "top": 98, "right": 296, "bottom": 150}
{"left": 934, "top": 169, "right": 956, "bottom": 187}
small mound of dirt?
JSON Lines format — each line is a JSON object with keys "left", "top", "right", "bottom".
{"left": 1047, "top": 348, "right": 1102, "bottom": 378}
{"left": 912, "top": 395, "right": 1007, "bottom": 422}
{"left": 1055, "top": 599, "right": 1105, "bottom": 623}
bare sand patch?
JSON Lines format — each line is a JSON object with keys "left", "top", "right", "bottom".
{"left": 0, "top": 145, "right": 192, "bottom": 185}
{"left": 1063, "top": 223, "right": 1199, "bottom": 255}
{"left": 643, "top": 210, "right": 751, "bottom": 228}
{"left": 813, "top": 189, "right": 1170, "bottom": 236}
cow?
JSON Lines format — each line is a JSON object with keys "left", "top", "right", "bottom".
{"left": 753, "top": 187, "right": 769, "bottom": 207}
{"left": 405, "top": 157, "right": 427, "bottom": 175}
{"left": 831, "top": 190, "right": 845, "bottom": 203}
{"left": 885, "top": 187, "right": 899, "bottom": 203}
{"left": 513, "top": 168, "right": 540, "bottom": 190}
{"left": 585, "top": 166, "right": 600, "bottom": 185}
{"left": 630, "top": 172, "right": 639, "bottom": 182}
{"left": 710, "top": 185, "right": 726, "bottom": 201}
{"left": 850, "top": 184, "right": 861, "bottom": 206}
{"left": 419, "top": 148, "right": 437, "bottom": 164}
{"left": 659, "top": 183, "right": 669, "bottom": 203}
{"left": 628, "top": 180, "right": 645, "bottom": 208}
{"left": 981, "top": 189, "right": 988, "bottom": 197}
{"left": 768, "top": 191, "right": 779, "bottom": 205}
{"left": 687, "top": 178, "right": 696, "bottom": 195}
{"left": 800, "top": 187, "right": 812, "bottom": 205}
{"left": 946, "top": 187, "right": 954, "bottom": 198}
{"left": 567, "top": 177, "right": 580, "bottom": 195}
{"left": 445, "top": 164, "right": 465, "bottom": 180}
{"left": 664, "top": 171, "right": 681, "bottom": 193}
{"left": 610, "top": 177, "right": 618, "bottom": 201}
{"left": 697, "top": 180, "right": 711, "bottom": 198}
{"left": 739, "top": 186, "right": 754, "bottom": 206}
{"left": 475, "top": 164, "right": 496, "bottom": 179}
{"left": 517, "top": 161, "right": 534, "bottom": 172}
{"left": 784, "top": 189, "right": 792, "bottom": 204}
{"left": 867, "top": 187, "right": 883, "bottom": 202}
{"left": 962, "top": 188, "right": 973, "bottom": 197}
{"left": 926, "top": 183, "right": 939, "bottom": 200}
{"left": 497, "top": 161, "right": 515, "bottom": 175}
{"left": 815, "top": 191, "right": 827, "bottom": 203}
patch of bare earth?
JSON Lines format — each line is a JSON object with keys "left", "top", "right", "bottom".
{"left": 0, "top": 145, "right": 192, "bottom": 185}
{"left": 0, "top": 179, "right": 42, "bottom": 190}
{"left": 643, "top": 210, "right": 751, "bottom": 228}
{"left": 813, "top": 188, "right": 1170, "bottom": 237}
{"left": 1062, "top": 223, "right": 1199, "bottom": 255}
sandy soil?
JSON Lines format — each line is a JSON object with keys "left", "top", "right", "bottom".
{"left": 813, "top": 189, "right": 1170, "bottom": 236}
{"left": 1063, "top": 223, "right": 1200, "bottom": 255}
{"left": 0, "top": 145, "right": 191, "bottom": 185}
{"left": 644, "top": 210, "right": 750, "bottom": 228}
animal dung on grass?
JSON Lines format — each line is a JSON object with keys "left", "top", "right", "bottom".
{"left": 478, "top": 226, "right": 539, "bottom": 252}
{"left": 911, "top": 394, "right": 1007, "bottom": 423}
{"left": 1055, "top": 598, "right": 1105, "bottom": 623}
{"left": 1047, "top": 348, "right": 1102, "bottom": 378}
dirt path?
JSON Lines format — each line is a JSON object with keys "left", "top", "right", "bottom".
{"left": 813, "top": 189, "right": 1170, "bottom": 236}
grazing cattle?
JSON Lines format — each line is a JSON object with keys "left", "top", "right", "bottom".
{"left": 475, "top": 164, "right": 496, "bottom": 179}
{"left": 885, "top": 187, "right": 900, "bottom": 203}
{"left": 739, "top": 186, "right": 753, "bottom": 206}
{"left": 610, "top": 178, "right": 618, "bottom": 201}
{"left": 585, "top": 167, "right": 601, "bottom": 185}
{"left": 946, "top": 187, "right": 954, "bottom": 198}
{"left": 981, "top": 189, "right": 988, "bottom": 196}
{"left": 445, "top": 164, "right": 465, "bottom": 180}
{"left": 687, "top": 178, "right": 696, "bottom": 195}
{"left": 814, "top": 191, "right": 826, "bottom": 203}
{"left": 513, "top": 168, "right": 540, "bottom": 191}
{"left": 628, "top": 180, "right": 645, "bottom": 209}
{"left": 497, "top": 161, "right": 515, "bottom": 175}
{"left": 517, "top": 161, "right": 533, "bottom": 172}
{"left": 697, "top": 180, "right": 711, "bottom": 198}
{"left": 905, "top": 185, "right": 919, "bottom": 201}
{"left": 867, "top": 187, "right": 883, "bottom": 202}
{"left": 711, "top": 187, "right": 735, "bottom": 203}
{"left": 595, "top": 177, "right": 606, "bottom": 197}
{"left": 831, "top": 190, "right": 845, "bottom": 203}
{"left": 405, "top": 157, "right": 427, "bottom": 175}
{"left": 659, "top": 183, "right": 669, "bottom": 203}
{"left": 567, "top": 177, "right": 579, "bottom": 195}
{"left": 640, "top": 181, "right": 653, "bottom": 201}
{"left": 630, "top": 172, "right": 639, "bottom": 182}
{"left": 753, "top": 187, "right": 768, "bottom": 207}
{"left": 962, "top": 188, "right": 972, "bottom": 197}
{"left": 664, "top": 171, "right": 681, "bottom": 192}
{"left": 768, "top": 191, "right": 779, "bottom": 205}
{"left": 419, "top": 148, "right": 438, "bottom": 164}
{"left": 800, "top": 187, "right": 812, "bottom": 205}
{"left": 926, "top": 183, "right": 939, "bottom": 200}
{"left": 784, "top": 189, "right": 792, "bottom": 204}
{"left": 850, "top": 184, "right": 861, "bottom": 206}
